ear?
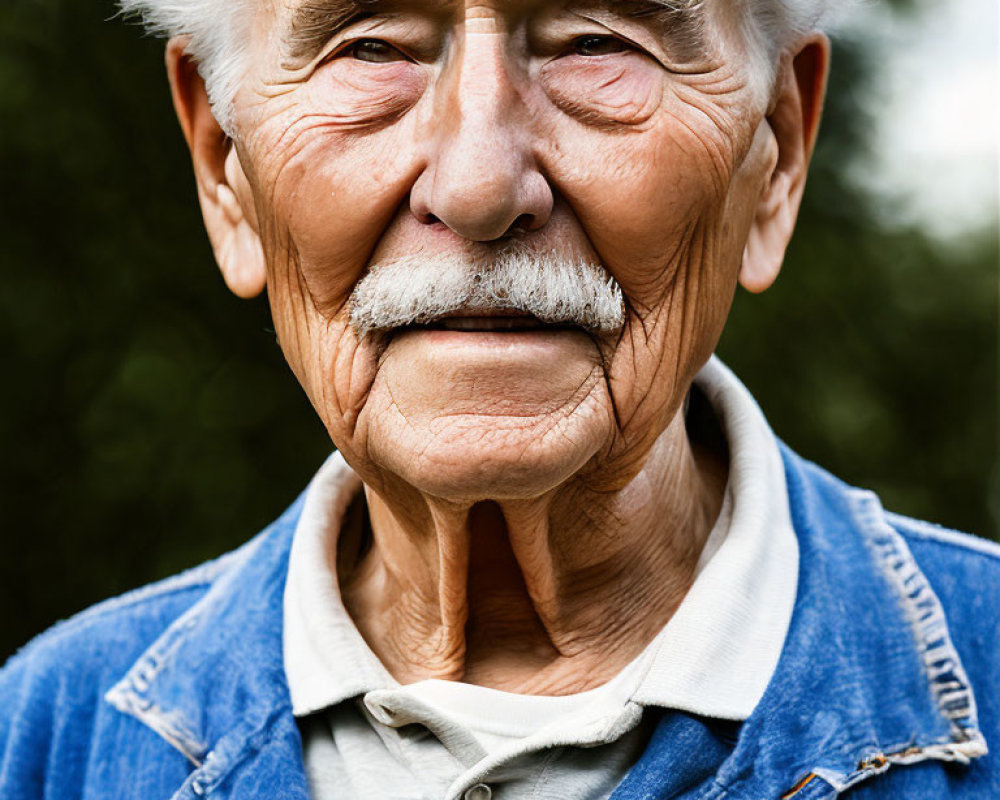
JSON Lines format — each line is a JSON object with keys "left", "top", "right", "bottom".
{"left": 165, "top": 37, "right": 266, "bottom": 299}
{"left": 740, "top": 34, "right": 831, "bottom": 294}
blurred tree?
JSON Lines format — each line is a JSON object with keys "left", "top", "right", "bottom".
{"left": 719, "top": 26, "right": 998, "bottom": 541}
{"left": 0, "top": 0, "right": 996, "bottom": 660}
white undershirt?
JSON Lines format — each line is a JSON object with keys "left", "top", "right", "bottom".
{"left": 283, "top": 356, "right": 799, "bottom": 800}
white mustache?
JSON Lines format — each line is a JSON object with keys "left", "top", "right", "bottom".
{"left": 348, "top": 251, "right": 625, "bottom": 337}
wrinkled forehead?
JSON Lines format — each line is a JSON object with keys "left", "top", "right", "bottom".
{"left": 260, "top": 0, "right": 735, "bottom": 64}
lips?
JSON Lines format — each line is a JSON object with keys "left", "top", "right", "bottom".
{"left": 425, "top": 315, "right": 562, "bottom": 332}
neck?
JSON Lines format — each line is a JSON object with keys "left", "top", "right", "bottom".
{"left": 339, "top": 414, "right": 727, "bottom": 695}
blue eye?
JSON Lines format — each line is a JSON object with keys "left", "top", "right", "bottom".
{"left": 572, "top": 35, "right": 630, "bottom": 57}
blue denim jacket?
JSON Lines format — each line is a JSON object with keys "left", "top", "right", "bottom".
{"left": 2, "top": 446, "right": 998, "bottom": 799}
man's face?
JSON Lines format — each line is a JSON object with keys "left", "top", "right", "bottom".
{"left": 216, "top": 0, "right": 790, "bottom": 500}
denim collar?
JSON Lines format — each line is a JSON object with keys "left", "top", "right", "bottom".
{"left": 105, "top": 495, "right": 309, "bottom": 798}
{"left": 610, "top": 445, "right": 987, "bottom": 800}
{"left": 105, "top": 445, "right": 986, "bottom": 800}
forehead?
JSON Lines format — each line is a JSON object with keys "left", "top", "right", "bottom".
{"left": 272, "top": 0, "right": 718, "bottom": 62}
{"left": 271, "top": 0, "right": 711, "bottom": 20}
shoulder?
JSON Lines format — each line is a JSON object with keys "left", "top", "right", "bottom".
{"left": 783, "top": 446, "right": 1000, "bottom": 765}
{"left": 885, "top": 512, "right": 1000, "bottom": 689}
{"left": 887, "top": 510, "right": 1000, "bottom": 585}
{"left": 0, "top": 548, "right": 242, "bottom": 795}
{"left": 783, "top": 444, "right": 1000, "bottom": 591}
{"left": 2, "top": 548, "right": 236, "bottom": 690}
{"left": 787, "top": 445, "right": 1000, "bottom": 646}
{"left": 852, "top": 516, "right": 1000, "bottom": 800}
{"left": 0, "top": 487, "right": 307, "bottom": 798}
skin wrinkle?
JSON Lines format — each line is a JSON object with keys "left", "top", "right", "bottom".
{"left": 543, "top": 62, "right": 663, "bottom": 130}
{"left": 283, "top": 0, "right": 380, "bottom": 62}
{"left": 420, "top": 395, "right": 597, "bottom": 478}
{"left": 679, "top": 89, "right": 747, "bottom": 161}
{"left": 170, "top": 0, "right": 828, "bottom": 693}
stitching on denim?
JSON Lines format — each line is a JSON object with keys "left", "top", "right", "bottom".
{"left": 850, "top": 489, "right": 986, "bottom": 747}
{"left": 104, "top": 606, "right": 211, "bottom": 765}
{"left": 879, "top": 737, "right": 988, "bottom": 765}
{"left": 806, "top": 734, "right": 990, "bottom": 796}
{"left": 699, "top": 776, "right": 734, "bottom": 800}
{"left": 885, "top": 511, "right": 1000, "bottom": 562}
{"left": 101, "top": 546, "right": 257, "bottom": 765}
{"left": 105, "top": 681, "right": 208, "bottom": 766}
{"left": 99, "top": 500, "right": 307, "bottom": 775}
{"left": 188, "top": 705, "right": 292, "bottom": 794}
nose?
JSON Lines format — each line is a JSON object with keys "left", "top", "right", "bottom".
{"left": 409, "top": 39, "right": 553, "bottom": 242}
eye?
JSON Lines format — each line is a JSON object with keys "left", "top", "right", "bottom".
{"left": 571, "top": 35, "right": 631, "bottom": 57}
{"left": 349, "top": 38, "right": 408, "bottom": 63}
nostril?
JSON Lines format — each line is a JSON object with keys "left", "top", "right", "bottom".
{"left": 413, "top": 205, "right": 442, "bottom": 226}
{"left": 508, "top": 213, "right": 537, "bottom": 235}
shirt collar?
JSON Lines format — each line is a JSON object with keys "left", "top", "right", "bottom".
{"left": 282, "top": 355, "right": 799, "bottom": 721}
{"left": 631, "top": 357, "right": 798, "bottom": 718}
{"left": 283, "top": 453, "right": 395, "bottom": 715}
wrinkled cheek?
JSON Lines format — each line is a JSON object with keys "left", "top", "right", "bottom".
{"left": 250, "top": 121, "right": 421, "bottom": 317}
{"left": 240, "top": 105, "right": 423, "bottom": 444}
{"left": 552, "top": 99, "right": 743, "bottom": 311}
{"left": 554, "top": 137, "right": 720, "bottom": 308}
{"left": 265, "top": 270, "right": 383, "bottom": 450}
{"left": 267, "top": 155, "right": 372, "bottom": 315}
{"left": 545, "top": 99, "right": 747, "bottom": 450}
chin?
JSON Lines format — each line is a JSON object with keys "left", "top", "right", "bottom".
{"left": 359, "top": 330, "right": 613, "bottom": 501}
{"left": 367, "top": 411, "right": 610, "bottom": 503}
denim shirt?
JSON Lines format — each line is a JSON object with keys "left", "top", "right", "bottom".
{"left": 1, "top": 445, "right": 997, "bottom": 800}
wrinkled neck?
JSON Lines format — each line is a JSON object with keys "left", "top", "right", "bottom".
{"left": 339, "top": 415, "right": 727, "bottom": 694}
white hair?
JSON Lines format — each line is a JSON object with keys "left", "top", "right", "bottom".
{"left": 348, "top": 251, "right": 625, "bottom": 337}
{"left": 119, "top": 0, "right": 839, "bottom": 136}
{"left": 744, "top": 0, "right": 838, "bottom": 66}
{"left": 119, "top": 0, "right": 251, "bottom": 134}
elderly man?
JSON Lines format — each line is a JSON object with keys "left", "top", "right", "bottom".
{"left": 2, "top": 0, "right": 997, "bottom": 798}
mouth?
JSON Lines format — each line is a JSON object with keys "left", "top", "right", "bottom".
{"left": 413, "top": 313, "right": 580, "bottom": 333}
{"left": 369, "top": 310, "right": 604, "bottom": 366}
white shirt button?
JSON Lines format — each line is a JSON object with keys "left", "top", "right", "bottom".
{"left": 464, "top": 784, "right": 492, "bottom": 800}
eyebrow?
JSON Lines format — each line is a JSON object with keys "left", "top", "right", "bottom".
{"left": 613, "top": 0, "right": 710, "bottom": 58}
{"left": 282, "top": 0, "right": 710, "bottom": 65}
{"left": 283, "top": 0, "right": 383, "bottom": 63}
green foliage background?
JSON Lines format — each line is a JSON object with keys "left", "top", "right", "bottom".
{"left": 1, "top": 0, "right": 997, "bottom": 659}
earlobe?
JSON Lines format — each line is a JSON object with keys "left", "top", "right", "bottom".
{"left": 165, "top": 37, "right": 266, "bottom": 299}
{"left": 738, "top": 124, "right": 786, "bottom": 294}
{"left": 739, "top": 34, "right": 831, "bottom": 295}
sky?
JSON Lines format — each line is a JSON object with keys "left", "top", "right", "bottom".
{"left": 837, "top": 0, "right": 999, "bottom": 240}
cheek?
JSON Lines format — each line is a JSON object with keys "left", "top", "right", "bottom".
{"left": 543, "top": 93, "right": 746, "bottom": 302}
{"left": 540, "top": 55, "right": 664, "bottom": 127}
{"left": 535, "top": 88, "right": 758, "bottom": 457}
{"left": 247, "top": 85, "right": 427, "bottom": 313}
